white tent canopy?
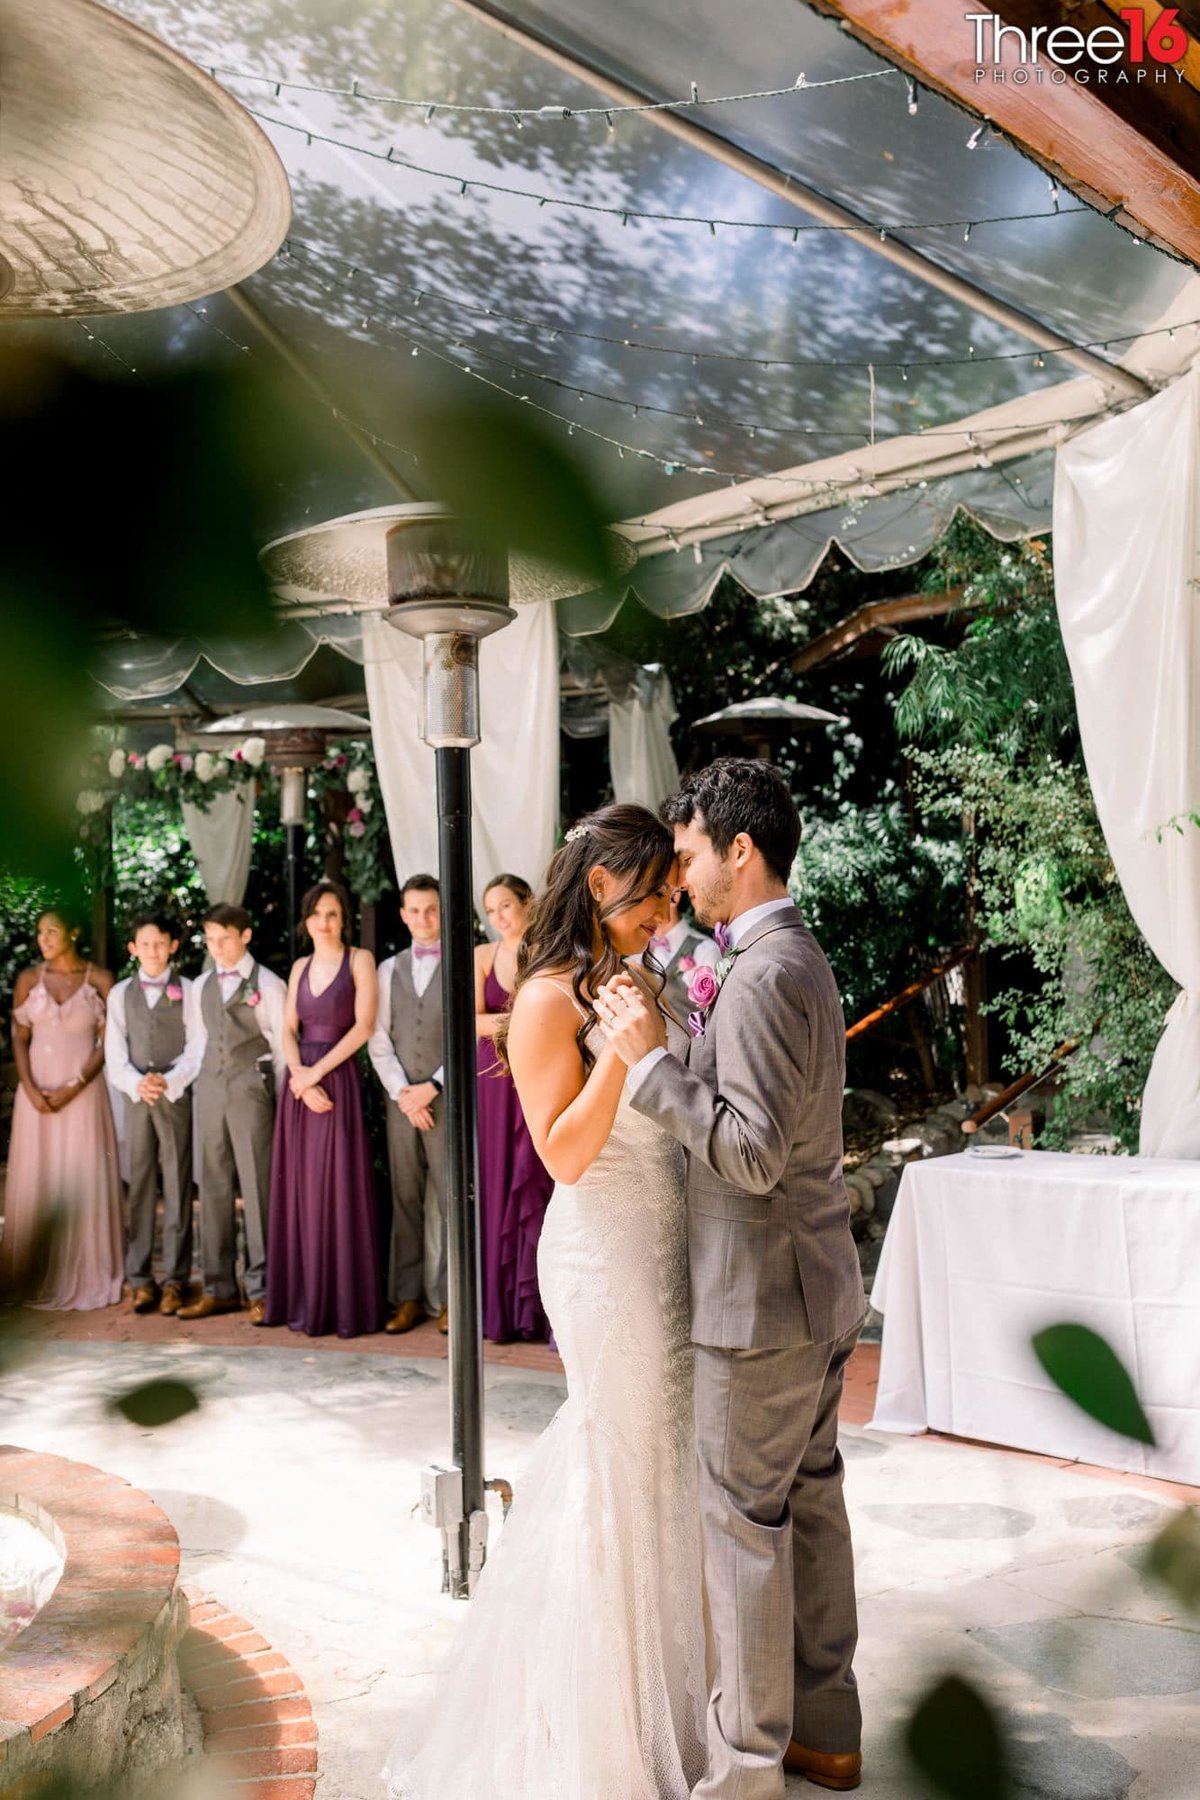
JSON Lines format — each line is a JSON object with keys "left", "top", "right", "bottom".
{"left": 15, "top": 0, "right": 1194, "bottom": 689}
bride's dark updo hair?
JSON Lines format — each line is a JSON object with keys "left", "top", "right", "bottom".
{"left": 496, "top": 803, "right": 674, "bottom": 1071}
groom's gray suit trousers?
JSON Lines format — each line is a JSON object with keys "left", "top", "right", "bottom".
{"left": 691, "top": 1325, "right": 862, "bottom": 1800}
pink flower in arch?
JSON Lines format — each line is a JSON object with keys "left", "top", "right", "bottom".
{"left": 347, "top": 806, "right": 363, "bottom": 824}
{"left": 348, "top": 820, "right": 366, "bottom": 838}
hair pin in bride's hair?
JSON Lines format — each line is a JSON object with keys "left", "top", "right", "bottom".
{"left": 564, "top": 824, "right": 589, "bottom": 843}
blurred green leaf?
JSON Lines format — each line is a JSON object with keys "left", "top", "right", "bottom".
{"left": 409, "top": 393, "right": 616, "bottom": 590}
{"left": 905, "top": 1673, "right": 1012, "bottom": 1800}
{"left": 110, "top": 1379, "right": 201, "bottom": 1428}
{"left": 1032, "top": 1323, "right": 1155, "bottom": 1445}
{"left": 0, "top": 347, "right": 322, "bottom": 878}
{"left": 1143, "top": 1507, "right": 1200, "bottom": 1612}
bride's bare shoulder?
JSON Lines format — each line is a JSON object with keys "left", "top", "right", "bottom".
{"left": 513, "top": 971, "right": 587, "bottom": 1021}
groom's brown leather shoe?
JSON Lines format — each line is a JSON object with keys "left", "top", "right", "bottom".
{"left": 175, "top": 1293, "right": 240, "bottom": 1320}
{"left": 783, "top": 1742, "right": 862, "bottom": 1791}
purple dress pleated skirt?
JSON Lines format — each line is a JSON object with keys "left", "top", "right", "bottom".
{"left": 477, "top": 963, "right": 553, "bottom": 1342}
{"left": 266, "top": 954, "right": 382, "bottom": 1338}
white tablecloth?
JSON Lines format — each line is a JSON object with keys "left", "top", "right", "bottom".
{"left": 869, "top": 1150, "right": 1200, "bottom": 1484}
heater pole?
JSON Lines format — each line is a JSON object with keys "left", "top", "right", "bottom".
{"left": 436, "top": 745, "right": 486, "bottom": 1596}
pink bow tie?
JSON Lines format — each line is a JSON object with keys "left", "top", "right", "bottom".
{"left": 649, "top": 935, "right": 672, "bottom": 954}
{"left": 140, "top": 976, "right": 168, "bottom": 989}
{"left": 413, "top": 944, "right": 441, "bottom": 959}
{"left": 218, "top": 970, "right": 242, "bottom": 984}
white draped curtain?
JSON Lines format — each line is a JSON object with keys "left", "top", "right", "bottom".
{"left": 181, "top": 782, "right": 256, "bottom": 905}
{"left": 1053, "top": 366, "right": 1200, "bottom": 1156}
{"left": 362, "top": 605, "right": 559, "bottom": 906}
{"left": 608, "top": 669, "right": 681, "bottom": 813}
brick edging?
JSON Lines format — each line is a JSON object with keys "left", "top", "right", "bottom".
{"left": 179, "top": 1587, "right": 318, "bottom": 1797}
{"left": 0, "top": 1445, "right": 184, "bottom": 1782}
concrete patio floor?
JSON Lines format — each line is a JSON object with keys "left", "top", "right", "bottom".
{"left": 2, "top": 1331, "right": 1196, "bottom": 1799}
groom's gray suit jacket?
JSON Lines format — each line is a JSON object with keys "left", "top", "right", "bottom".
{"left": 631, "top": 903, "right": 864, "bottom": 1349}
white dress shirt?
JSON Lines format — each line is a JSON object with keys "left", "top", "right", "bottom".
{"left": 368, "top": 950, "right": 445, "bottom": 1099}
{"left": 172, "top": 953, "right": 288, "bottom": 1094}
{"left": 105, "top": 969, "right": 196, "bottom": 1104}
{"left": 627, "top": 896, "right": 796, "bottom": 1092}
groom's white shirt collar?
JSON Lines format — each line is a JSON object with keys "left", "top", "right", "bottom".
{"left": 727, "top": 895, "right": 794, "bottom": 949}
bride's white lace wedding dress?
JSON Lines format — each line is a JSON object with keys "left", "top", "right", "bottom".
{"left": 383, "top": 1013, "right": 707, "bottom": 1799}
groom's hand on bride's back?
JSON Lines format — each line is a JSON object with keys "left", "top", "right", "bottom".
{"left": 595, "top": 974, "right": 667, "bottom": 1067}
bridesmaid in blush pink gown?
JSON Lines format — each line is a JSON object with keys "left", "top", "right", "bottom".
{"left": 475, "top": 876, "right": 553, "bottom": 1342}
{"left": 3, "top": 909, "right": 123, "bottom": 1310}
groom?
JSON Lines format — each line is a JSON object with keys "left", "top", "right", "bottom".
{"left": 597, "top": 757, "right": 866, "bottom": 1797}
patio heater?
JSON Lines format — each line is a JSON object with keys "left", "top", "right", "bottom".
{"left": 693, "top": 695, "right": 845, "bottom": 761}
{"left": 260, "top": 504, "right": 635, "bottom": 1597}
{"left": 0, "top": 0, "right": 289, "bottom": 318}
{"left": 385, "top": 508, "right": 514, "bottom": 1600}
{"left": 197, "top": 705, "right": 371, "bottom": 947}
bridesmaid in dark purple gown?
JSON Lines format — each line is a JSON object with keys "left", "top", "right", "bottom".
{"left": 266, "top": 880, "right": 382, "bottom": 1338}
{"left": 476, "top": 876, "right": 553, "bottom": 1342}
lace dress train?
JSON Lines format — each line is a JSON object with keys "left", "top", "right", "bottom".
{"left": 383, "top": 1020, "right": 707, "bottom": 1799}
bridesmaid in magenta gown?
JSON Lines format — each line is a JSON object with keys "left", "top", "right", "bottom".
{"left": 3, "top": 909, "right": 122, "bottom": 1310}
{"left": 266, "top": 880, "right": 382, "bottom": 1338}
{"left": 475, "top": 875, "right": 553, "bottom": 1342}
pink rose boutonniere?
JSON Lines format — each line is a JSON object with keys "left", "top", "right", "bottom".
{"left": 685, "top": 923, "right": 739, "bottom": 1038}
{"left": 165, "top": 983, "right": 183, "bottom": 1004}
{"left": 244, "top": 987, "right": 262, "bottom": 1008}
{"left": 678, "top": 954, "right": 697, "bottom": 973}
{"left": 685, "top": 962, "right": 722, "bottom": 1039}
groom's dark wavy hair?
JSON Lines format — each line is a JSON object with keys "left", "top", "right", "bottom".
{"left": 495, "top": 803, "right": 674, "bottom": 1074}
{"left": 662, "top": 757, "right": 801, "bottom": 885}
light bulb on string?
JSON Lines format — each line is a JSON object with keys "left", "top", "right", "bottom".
{"left": 906, "top": 78, "right": 919, "bottom": 115}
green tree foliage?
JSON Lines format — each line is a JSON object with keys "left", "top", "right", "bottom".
{"left": 789, "top": 802, "right": 963, "bottom": 1026}
{"left": 883, "top": 520, "right": 1173, "bottom": 1148}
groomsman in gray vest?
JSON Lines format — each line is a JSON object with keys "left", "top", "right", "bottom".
{"left": 105, "top": 913, "right": 196, "bottom": 1316}
{"left": 369, "top": 874, "right": 447, "bottom": 1336}
{"left": 642, "top": 890, "right": 721, "bottom": 1022}
{"left": 172, "top": 904, "right": 287, "bottom": 1324}
{"left": 598, "top": 759, "right": 867, "bottom": 1798}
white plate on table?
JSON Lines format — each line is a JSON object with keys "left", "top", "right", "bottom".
{"left": 967, "top": 1145, "right": 1023, "bottom": 1159}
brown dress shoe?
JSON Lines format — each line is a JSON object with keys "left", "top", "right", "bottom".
{"left": 132, "top": 1282, "right": 160, "bottom": 1314}
{"left": 175, "top": 1293, "right": 241, "bottom": 1320}
{"left": 782, "top": 1743, "right": 862, "bottom": 1791}
{"left": 159, "top": 1284, "right": 188, "bottom": 1317}
{"left": 246, "top": 1299, "right": 268, "bottom": 1327}
{"left": 437, "top": 1305, "right": 449, "bottom": 1335}
{"left": 385, "top": 1300, "right": 426, "bottom": 1335}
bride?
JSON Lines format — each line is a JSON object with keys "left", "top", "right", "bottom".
{"left": 383, "top": 803, "right": 707, "bottom": 1800}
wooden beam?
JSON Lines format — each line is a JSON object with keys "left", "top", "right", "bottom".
{"left": 790, "top": 586, "right": 968, "bottom": 672}
{"left": 805, "top": 0, "right": 1200, "bottom": 266}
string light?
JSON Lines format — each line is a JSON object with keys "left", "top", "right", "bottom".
{"left": 279, "top": 236, "right": 1194, "bottom": 377}
{"left": 74, "top": 318, "right": 143, "bottom": 378}
{"left": 210, "top": 61, "right": 898, "bottom": 122}
{"left": 181, "top": 302, "right": 420, "bottom": 464}
{"left": 280, "top": 255, "right": 1113, "bottom": 490}
{"left": 245, "top": 105, "right": 1088, "bottom": 242}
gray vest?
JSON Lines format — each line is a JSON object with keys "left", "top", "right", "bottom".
{"left": 390, "top": 950, "right": 443, "bottom": 1081}
{"left": 125, "top": 971, "right": 187, "bottom": 1073}
{"left": 659, "top": 927, "right": 714, "bottom": 1023}
{"left": 200, "top": 964, "right": 271, "bottom": 1081}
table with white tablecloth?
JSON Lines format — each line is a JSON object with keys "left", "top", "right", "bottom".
{"left": 868, "top": 1149, "right": 1200, "bottom": 1484}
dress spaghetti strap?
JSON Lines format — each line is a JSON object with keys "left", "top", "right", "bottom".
{"left": 536, "top": 976, "right": 590, "bottom": 1022}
